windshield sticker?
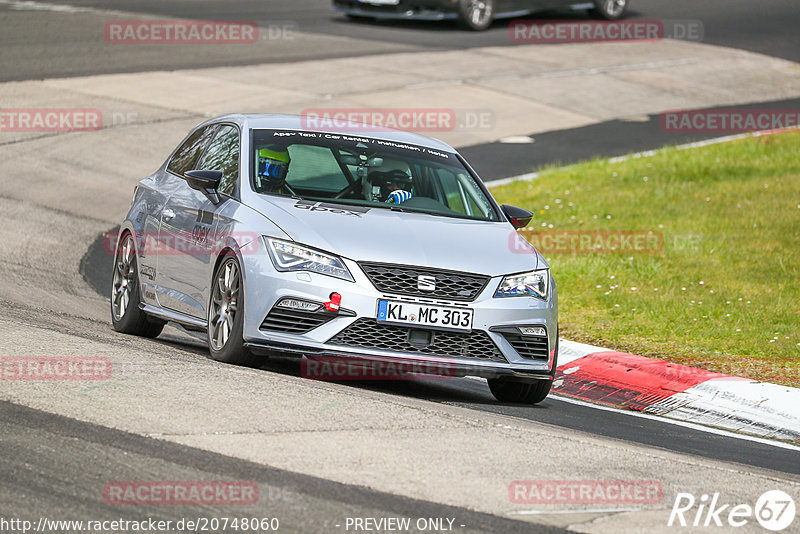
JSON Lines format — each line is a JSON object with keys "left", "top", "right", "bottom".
{"left": 269, "top": 131, "right": 452, "bottom": 160}
{"left": 294, "top": 200, "right": 370, "bottom": 218}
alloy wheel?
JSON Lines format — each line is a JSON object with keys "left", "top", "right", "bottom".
{"left": 209, "top": 258, "right": 241, "bottom": 351}
{"left": 112, "top": 235, "right": 135, "bottom": 320}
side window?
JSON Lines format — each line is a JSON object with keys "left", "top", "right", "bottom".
{"left": 197, "top": 125, "right": 240, "bottom": 197}
{"left": 458, "top": 172, "right": 494, "bottom": 219}
{"left": 436, "top": 168, "right": 468, "bottom": 214}
{"left": 167, "top": 125, "right": 217, "bottom": 176}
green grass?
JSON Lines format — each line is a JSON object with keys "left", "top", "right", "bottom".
{"left": 491, "top": 131, "right": 800, "bottom": 386}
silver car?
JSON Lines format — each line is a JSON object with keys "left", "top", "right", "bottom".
{"left": 111, "top": 114, "right": 558, "bottom": 403}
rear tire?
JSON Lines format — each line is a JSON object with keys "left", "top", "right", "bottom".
{"left": 488, "top": 378, "right": 552, "bottom": 404}
{"left": 591, "top": 0, "right": 629, "bottom": 20}
{"left": 458, "top": 0, "right": 495, "bottom": 31}
{"left": 207, "top": 253, "right": 260, "bottom": 367}
{"left": 110, "top": 232, "right": 164, "bottom": 338}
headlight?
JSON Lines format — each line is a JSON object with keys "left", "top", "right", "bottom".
{"left": 265, "top": 237, "right": 353, "bottom": 282}
{"left": 494, "top": 269, "right": 549, "bottom": 300}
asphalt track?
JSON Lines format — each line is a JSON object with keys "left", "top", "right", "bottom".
{"left": 3, "top": 0, "right": 797, "bottom": 181}
{"left": 1, "top": 401, "right": 561, "bottom": 534}
{"left": 1, "top": 0, "right": 798, "bottom": 82}
{"left": 463, "top": 96, "right": 800, "bottom": 181}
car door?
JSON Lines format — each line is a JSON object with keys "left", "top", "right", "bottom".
{"left": 133, "top": 176, "right": 172, "bottom": 308}
{"left": 156, "top": 124, "right": 240, "bottom": 320}
{"left": 151, "top": 124, "right": 217, "bottom": 316}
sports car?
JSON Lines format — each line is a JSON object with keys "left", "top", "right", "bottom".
{"left": 111, "top": 114, "right": 558, "bottom": 403}
{"left": 333, "top": 0, "right": 629, "bottom": 31}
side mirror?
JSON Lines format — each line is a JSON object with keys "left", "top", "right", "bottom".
{"left": 184, "top": 170, "right": 223, "bottom": 204}
{"left": 501, "top": 204, "right": 533, "bottom": 229}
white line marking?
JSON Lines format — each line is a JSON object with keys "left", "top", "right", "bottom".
{"left": 0, "top": 0, "right": 93, "bottom": 12}
{"left": 463, "top": 376, "right": 800, "bottom": 449}
{"left": 551, "top": 394, "right": 800, "bottom": 451}
{"left": 0, "top": 0, "right": 179, "bottom": 17}
{"left": 498, "top": 136, "right": 535, "bottom": 144}
{"left": 488, "top": 171, "right": 540, "bottom": 188}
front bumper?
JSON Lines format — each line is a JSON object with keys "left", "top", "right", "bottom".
{"left": 332, "top": 0, "right": 459, "bottom": 21}
{"left": 241, "top": 252, "right": 558, "bottom": 381}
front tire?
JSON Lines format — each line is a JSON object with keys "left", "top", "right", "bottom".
{"left": 110, "top": 232, "right": 164, "bottom": 338}
{"left": 458, "top": 0, "right": 494, "bottom": 31}
{"left": 488, "top": 378, "right": 552, "bottom": 404}
{"left": 207, "top": 253, "right": 259, "bottom": 367}
{"left": 591, "top": 0, "right": 628, "bottom": 20}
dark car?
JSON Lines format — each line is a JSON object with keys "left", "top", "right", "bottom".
{"left": 333, "top": 0, "right": 629, "bottom": 31}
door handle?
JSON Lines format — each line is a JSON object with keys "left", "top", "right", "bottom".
{"left": 162, "top": 208, "right": 175, "bottom": 221}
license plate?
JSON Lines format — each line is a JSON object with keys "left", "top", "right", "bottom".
{"left": 377, "top": 300, "right": 474, "bottom": 333}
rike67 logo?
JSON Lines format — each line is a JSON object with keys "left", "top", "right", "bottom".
{"left": 668, "top": 490, "right": 795, "bottom": 531}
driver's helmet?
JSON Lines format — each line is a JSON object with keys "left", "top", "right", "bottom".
{"left": 380, "top": 169, "right": 413, "bottom": 204}
{"left": 257, "top": 146, "right": 290, "bottom": 191}
{"left": 386, "top": 172, "right": 412, "bottom": 193}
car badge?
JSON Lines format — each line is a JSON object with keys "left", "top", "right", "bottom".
{"left": 417, "top": 275, "right": 436, "bottom": 292}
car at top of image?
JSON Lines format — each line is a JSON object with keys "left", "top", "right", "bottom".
{"left": 110, "top": 114, "right": 558, "bottom": 404}
{"left": 333, "top": 0, "right": 629, "bottom": 31}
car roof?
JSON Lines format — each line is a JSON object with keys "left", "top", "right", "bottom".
{"left": 200, "top": 113, "right": 458, "bottom": 154}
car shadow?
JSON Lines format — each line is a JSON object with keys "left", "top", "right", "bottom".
{"left": 255, "top": 354, "right": 495, "bottom": 403}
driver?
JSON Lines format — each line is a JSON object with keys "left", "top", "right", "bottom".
{"left": 256, "top": 145, "right": 290, "bottom": 194}
{"left": 383, "top": 171, "right": 413, "bottom": 205}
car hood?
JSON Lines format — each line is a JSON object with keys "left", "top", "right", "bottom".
{"left": 247, "top": 196, "right": 543, "bottom": 276}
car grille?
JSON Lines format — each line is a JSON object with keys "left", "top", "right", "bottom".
{"left": 327, "top": 319, "right": 506, "bottom": 362}
{"left": 501, "top": 333, "right": 550, "bottom": 361}
{"left": 260, "top": 307, "right": 336, "bottom": 334}
{"left": 359, "top": 262, "right": 490, "bottom": 302}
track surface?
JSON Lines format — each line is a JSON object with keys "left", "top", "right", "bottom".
{"left": 1, "top": 401, "right": 555, "bottom": 534}
{"left": 1, "top": 0, "right": 798, "bottom": 82}
{"left": 463, "top": 96, "right": 800, "bottom": 181}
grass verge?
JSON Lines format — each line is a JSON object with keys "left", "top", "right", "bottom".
{"left": 491, "top": 131, "right": 800, "bottom": 386}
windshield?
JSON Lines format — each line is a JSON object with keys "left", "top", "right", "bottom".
{"left": 250, "top": 129, "right": 500, "bottom": 222}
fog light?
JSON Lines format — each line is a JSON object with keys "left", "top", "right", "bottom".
{"left": 277, "top": 298, "right": 320, "bottom": 312}
{"left": 519, "top": 326, "right": 546, "bottom": 337}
